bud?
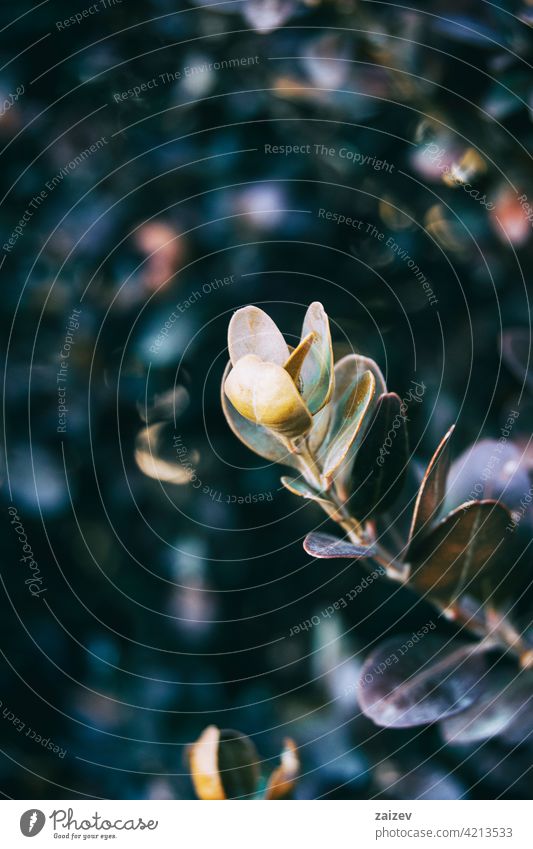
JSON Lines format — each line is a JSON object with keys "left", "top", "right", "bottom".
{"left": 223, "top": 303, "right": 334, "bottom": 448}
{"left": 224, "top": 354, "right": 313, "bottom": 439}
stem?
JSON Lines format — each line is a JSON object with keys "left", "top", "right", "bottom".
{"left": 289, "top": 435, "right": 529, "bottom": 663}
{"left": 290, "top": 437, "right": 323, "bottom": 489}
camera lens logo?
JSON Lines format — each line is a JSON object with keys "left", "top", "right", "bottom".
{"left": 20, "top": 810, "right": 46, "bottom": 837}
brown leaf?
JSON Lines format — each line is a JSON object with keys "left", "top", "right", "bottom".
{"left": 349, "top": 392, "right": 409, "bottom": 517}
{"left": 405, "top": 425, "right": 455, "bottom": 559}
{"left": 357, "top": 636, "right": 492, "bottom": 728}
{"left": 408, "top": 499, "right": 511, "bottom": 606}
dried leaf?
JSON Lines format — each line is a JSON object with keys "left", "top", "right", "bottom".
{"left": 221, "top": 362, "right": 301, "bottom": 469}
{"left": 264, "top": 738, "right": 299, "bottom": 800}
{"left": 408, "top": 500, "right": 511, "bottom": 606}
{"left": 349, "top": 392, "right": 409, "bottom": 517}
{"left": 228, "top": 305, "right": 289, "bottom": 366}
{"left": 357, "top": 636, "right": 491, "bottom": 728}
{"left": 303, "top": 531, "right": 375, "bottom": 559}
{"left": 406, "top": 425, "right": 455, "bottom": 558}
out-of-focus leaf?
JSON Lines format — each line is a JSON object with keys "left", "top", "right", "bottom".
{"left": 357, "top": 636, "right": 491, "bottom": 728}
{"left": 221, "top": 362, "right": 301, "bottom": 469}
{"left": 189, "top": 726, "right": 225, "bottom": 800}
{"left": 408, "top": 500, "right": 510, "bottom": 606}
{"left": 444, "top": 438, "right": 531, "bottom": 520}
{"left": 501, "top": 328, "right": 533, "bottom": 390}
{"left": 405, "top": 425, "right": 455, "bottom": 558}
{"left": 134, "top": 422, "right": 194, "bottom": 484}
{"left": 374, "top": 760, "right": 466, "bottom": 800}
{"left": 281, "top": 476, "right": 330, "bottom": 507}
{"left": 242, "top": 0, "right": 297, "bottom": 34}
{"left": 441, "top": 668, "right": 533, "bottom": 744}
{"left": 349, "top": 392, "right": 409, "bottom": 517}
{"left": 228, "top": 305, "right": 289, "bottom": 366}
{"left": 321, "top": 371, "right": 376, "bottom": 487}
{"left": 264, "top": 738, "right": 299, "bottom": 799}
{"left": 490, "top": 187, "right": 532, "bottom": 247}
{"left": 136, "top": 386, "right": 189, "bottom": 424}
{"left": 299, "top": 301, "right": 334, "bottom": 415}
{"left": 224, "top": 355, "right": 312, "bottom": 439}
{"left": 303, "top": 531, "right": 375, "bottom": 559}
{"left": 189, "top": 726, "right": 260, "bottom": 800}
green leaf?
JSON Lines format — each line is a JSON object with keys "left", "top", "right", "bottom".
{"left": 280, "top": 476, "right": 331, "bottom": 507}
{"left": 408, "top": 499, "right": 511, "bottom": 606}
{"left": 319, "top": 354, "right": 385, "bottom": 496}
{"left": 321, "top": 370, "right": 376, "bottom": 488}
{"left": 349, "top": 392, "right": 409, "bottom": 517}
{"left": 405, "top": 425, "right": 455, "bottom": 559}
{"left": 221, "top": 362, "right": 301, "bottom": 469}
{"left": 228, "top": 305, "right": 289, "bottom": 366}
{"left": 332, "top": 353, "right": 386, "bottom": 406}
{"left": 308, "top": 403, "right": 332, "bottom": 454}
{"left": 299, "top": 301, "right": 334, "bottom": 414}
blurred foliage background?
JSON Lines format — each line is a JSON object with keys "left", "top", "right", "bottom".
{"left": 1, "top": 0, "right": 533, "bottom": 799}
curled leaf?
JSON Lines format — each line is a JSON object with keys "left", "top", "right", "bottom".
{"left": 303, "top": 531, "right": 375, "bottom": 559}
{"left": 284, "top": 332, "right": 315, "bottom": 384}
{"left": 189, "top": 726, "right": 260, "bottom": 800}
{"left": 357, "top": 636, "right": 491, "bottom": 728}
{"left": 264, "top": 738, "right": 299, "bottom": 800}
